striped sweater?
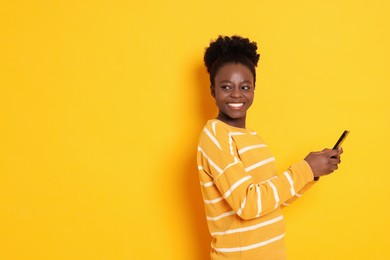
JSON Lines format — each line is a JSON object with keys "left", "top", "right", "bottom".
{"left": 197, "top": 119, "right": 316, "bottom": 259}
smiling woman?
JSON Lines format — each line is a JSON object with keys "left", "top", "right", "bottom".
{"left": 196, "top": 35, "right": 343, "bottom": 259}
{"left": 212, "top": 63, "right": 254, "bottom": 128}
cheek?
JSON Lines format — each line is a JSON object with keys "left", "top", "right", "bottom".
{"left": 215, "top": 95, "right": 228, "bottom": 109}
{"left": 246, "top": 93, "right": 254, "bottom": 105}
{"left": 214, "top": 90, "right": 226, "bottom": 102}
{"left": 215, "top": 97, "right": 224, "bottom": 106}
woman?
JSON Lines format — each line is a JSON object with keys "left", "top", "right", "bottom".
{"left": 197, "top": 35, "right": 342, "bottom": 259}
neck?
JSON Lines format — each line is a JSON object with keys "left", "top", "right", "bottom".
{"left": 217, "top": 113, "right": 246, "bottom": 129}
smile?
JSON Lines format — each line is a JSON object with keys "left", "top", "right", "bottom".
{"left": 227, "top": 103, "right": 244, "bottom": 109}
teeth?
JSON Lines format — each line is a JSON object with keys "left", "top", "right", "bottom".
{"left": 228, "top": 103, "right": 244, "bottom": 108}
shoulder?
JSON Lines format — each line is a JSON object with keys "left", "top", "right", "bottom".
{"left": 198, "top": 120, "right": 257, "bottom": 150}
{"left": 199, "top": 120, "right": 238, "bottom": 141}
{"left": 198, "top": 120, "right": 228, "bottom": 149}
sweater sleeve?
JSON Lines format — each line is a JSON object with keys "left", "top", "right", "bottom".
{"left": 197, "top": 125, "right": 314, "bottom": 220}
{"left": 281, "top": 179, "right": 318, "bottom": 208}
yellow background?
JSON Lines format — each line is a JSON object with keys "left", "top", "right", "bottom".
{"left": 1, "top": 1, "right": 389, "bottom": 259}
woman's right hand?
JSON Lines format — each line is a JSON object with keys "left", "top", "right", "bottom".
{"left": 304, "top": 148, "right": 343, "bottom": 178}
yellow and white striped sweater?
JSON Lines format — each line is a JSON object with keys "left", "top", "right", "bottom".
{"left": 197, "top": 119, "right": 316, "bottom": 259}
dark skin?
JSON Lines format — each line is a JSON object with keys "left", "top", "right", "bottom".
{"left": 211, "top": 62, "right": 342, "bottom": 178}
{"left": 211, "top": 63, "right": 254, "bottom": 129}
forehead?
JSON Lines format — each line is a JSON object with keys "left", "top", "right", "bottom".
{"left": 215, "top": 63, "right": 254, "bottom": 82}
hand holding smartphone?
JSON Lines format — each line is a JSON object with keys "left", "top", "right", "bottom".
{"left": 309, "top": 130, "right": 350, "bottom": 180}
{"left": 312, "top": 130, "right": 349, "bottom": 180}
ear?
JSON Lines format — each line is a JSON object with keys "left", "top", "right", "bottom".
{"left": 210, "top": 85, "right": 215, "bottom": 98}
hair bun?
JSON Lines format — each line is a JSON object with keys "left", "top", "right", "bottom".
{"left": 204, "top": 35, "right": 260, "bottom": 73}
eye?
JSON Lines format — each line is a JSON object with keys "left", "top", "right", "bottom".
{"left": 221, "top": 85, "right": 233, "bottom": 91}
{"left": 241, "top": 85, "right": 252, "bottom": 91}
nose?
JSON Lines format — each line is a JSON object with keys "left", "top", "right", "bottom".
{"left": 230, "top": 87, "right": 242, "bottom": 98}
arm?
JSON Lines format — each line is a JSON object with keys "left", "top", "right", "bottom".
{"left": 281, "top": 180, "right": 317, "bottom": 208}
{"left": 198, "top": 126, "right": 314, "bottom": 220}
{"left": 282, "top": 148, "right": 343, "bottom": 208}
{"left": 198, "top": 125, "right": 342, "bottom": 220}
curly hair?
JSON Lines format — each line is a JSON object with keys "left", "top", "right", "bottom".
{"left": 204, "top": 35, "right": 260, "bottom": 86}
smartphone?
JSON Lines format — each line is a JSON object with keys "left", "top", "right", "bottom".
{"left": 333, "top": 130, "right": 350, "bottom": 149}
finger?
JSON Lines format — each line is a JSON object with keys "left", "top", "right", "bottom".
{"left": 338, "top": 147, "right": 344, "bottom": 154}
{"left": 328, "top": 149, "right": 340, "bottom": 158}
{"left": 330, "top": 157, "right": 340, "bottom": 164}
{"left": 327, "top": 164, "right": 338, "bottom": 173}
{"left": 330, "top": 153, "right": 340, "bottom": 160}
{"left": 327, "top": 169, "right": 335, "bottom": 174}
